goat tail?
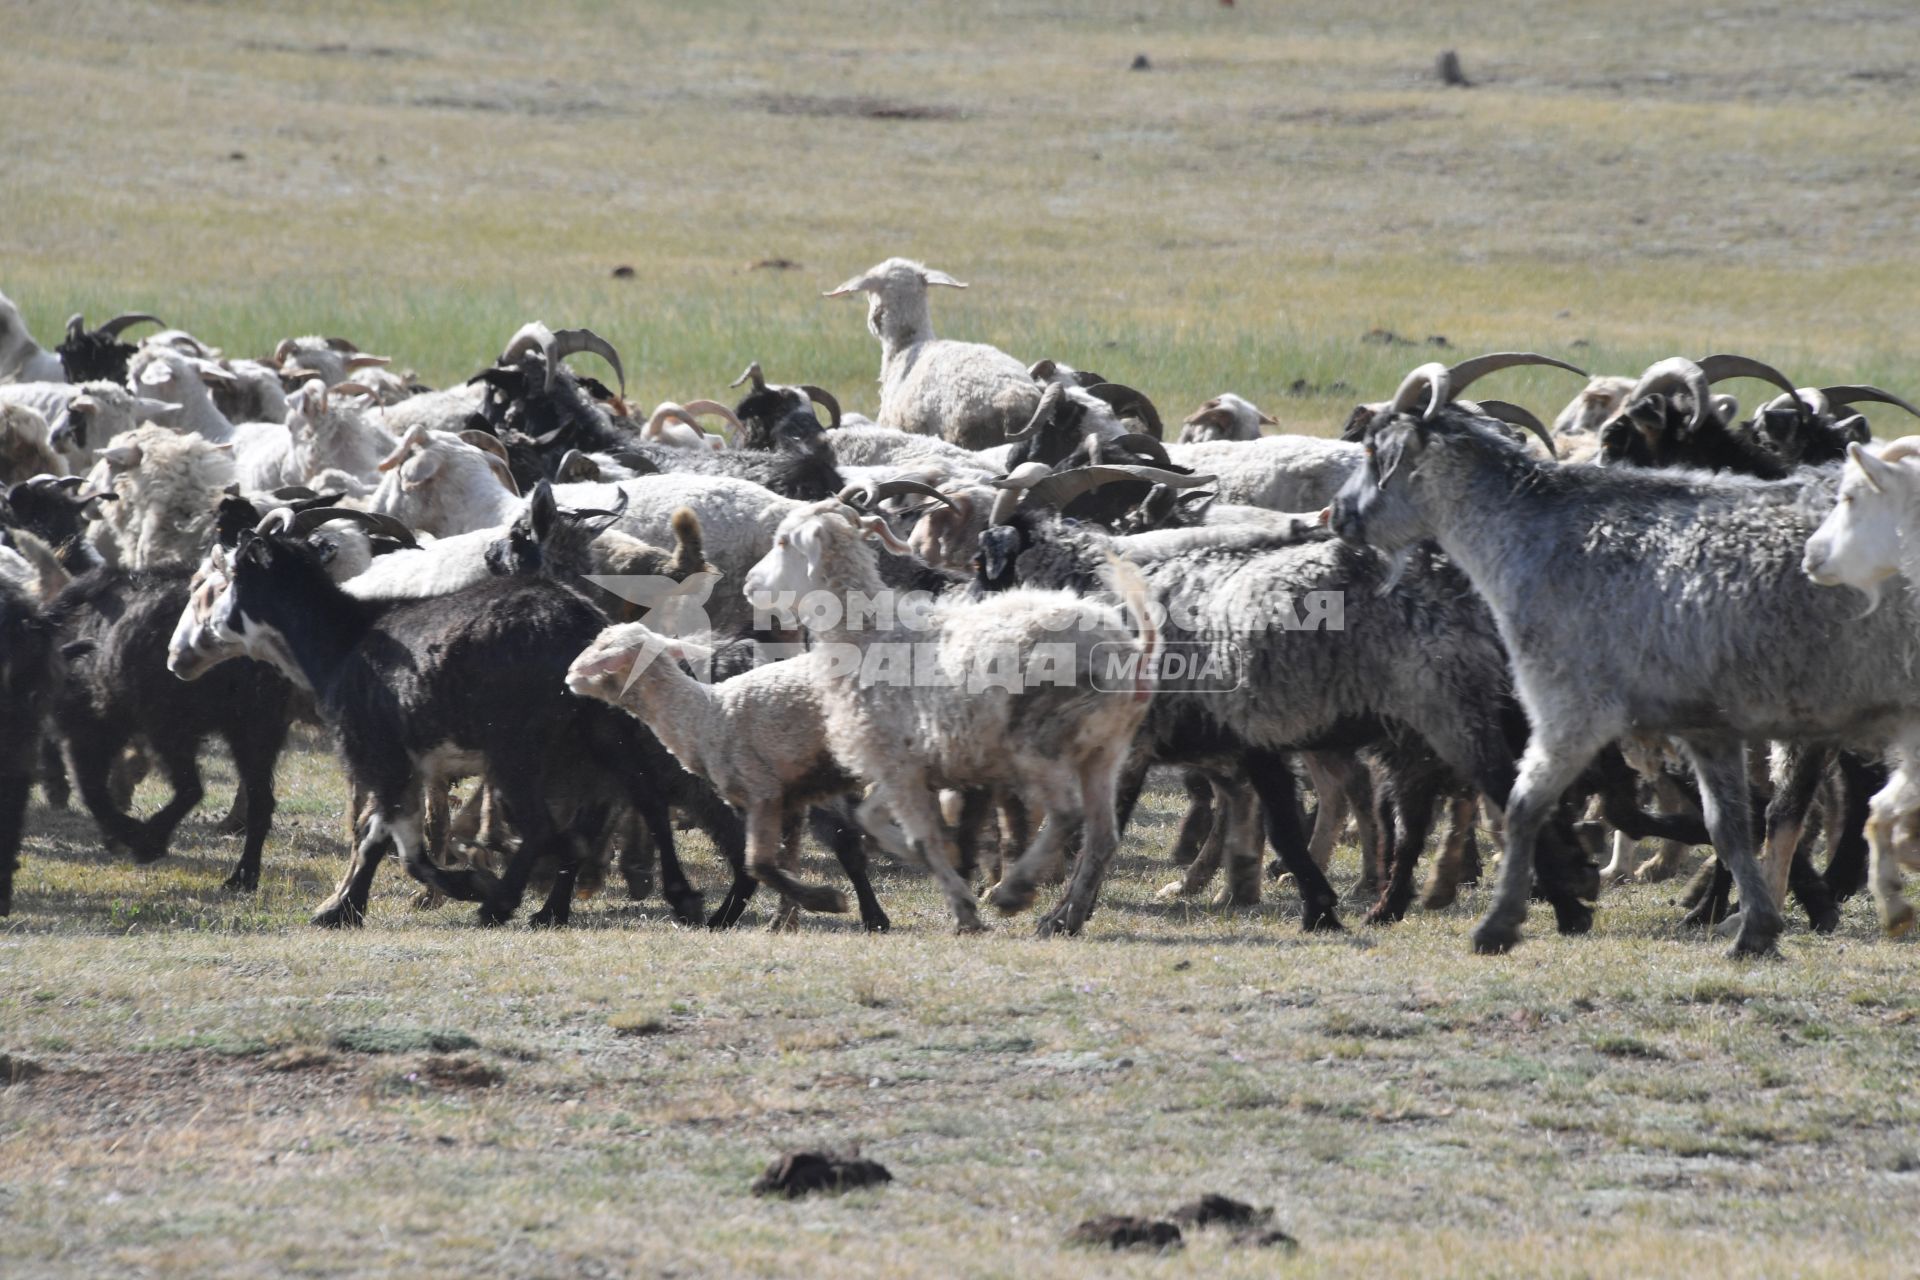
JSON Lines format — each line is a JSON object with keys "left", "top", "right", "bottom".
{"left": 667, "top": 506, "right": 709, "bottom": 579}
{"left": 6, "top": 529, "right": 69, "bottom": 602}
{"left": 1106, "top": 552, "right": 1158, "bottom": 704}
{"left": 750, "top": 856, "right": 851, "bottom": 915}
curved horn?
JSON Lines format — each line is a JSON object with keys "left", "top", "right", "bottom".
{"left": 1084, "top": 383, "right": 1164, "bottom": 439}
{"left": 501, "top": 323, "right": 559, "bottom": 390}
{"left": 1473, "top": 399, "right": 1558, "bottom": 459}
{"left": 375, "top": 423, "right": 432, "bottom": 472}
{"left": 458, "top": 429, "right": 514, "bottom": 467}
{"left": 677, "top": 399, "right": 742, "bottom": 430}
{"left": 273, "top": 338, "right": 299, "bottom": 366}
{"left": 550, "top": 327, "right": 625, "bottom": 396}
{"left": 1024, "top": 465, "right": 1216, "bottom": 512}
{"left": 255, "top": 507, "right": 296, "bottom": 535}
{"left": 1696, "top": 354, "right": 1802, "bottom": 410}
{"left": 1389, "top": 362, "right": 1450, "bottom": 419}
{"left": 285, "top": 505, "right": 418, "bottom": 546}
{"left": 838, "top": 478, "right": 959, "bottom": 512}
{"left": 65, "top": 314, "right": 85, "bottom": 343}
{"left": 987, "top": 462, "right": 1054, "bottom": 525}
{"left": 1618, "top": 356, "right": 1712, "bottom": 432}
{"left": 1007, "top": 380, "right": 1067, "bottom": 441}
{"left": 323, "top": 336, "right": 359, "bottom": 353}
{"left": 554, "top": 449, "right": 602, "bottom": 482}
{"left": 729, "top": 361, "right": 767, "bottom": 392}
{"left": 645, "top": 405, "right": 705, "bottom": 440}
{"left": 1446, "top": 351, "right": 1588, "bottom": 398}
{"left": 98, "top": 312, "right": 163, "bottom": 339}
{"left": 1111, "top": 432, "right": 1174, "bottom": 468}
{"left": 799, "top": 385, "right": 842, "bottom": 429}
{"left": 1821, "top": 385, "right": 1920, "bottom": 421}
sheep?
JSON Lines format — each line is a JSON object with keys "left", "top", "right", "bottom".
{"left": 567, "top": 624, "right": 893, "bottom": 932}
{"left": 178, "top": 518, "right": 747, "bottom": 929}
{"left": 824, "top": 257, "right": 1043, "bottom": 450}
{"left": 0, "top": 380, "right": 181, "bottom": 472}
{"left": 367, "top": 424, "right": 523, "bottom": 536}
{"left": 271, "top": 335, "right": 394, "bottom": 390}
{"left": 1331, "top": 383, "right": 1920, "bottom": 957}
{"left": 0, "top": 403, "right": 61, "bottom": 483}
{"left": 742, "top": 481, "right": 1159, "bottom": 935}
{"left": 1800, "top": 437, "right": 1920, "bottom": 934}
{"left": 1178, "top": 393, "right": 1277, "bottom": 444}
{"left": 84, "top": 425, "right": 237, "bottom": 569}
{"left": 125, "top": 346, "right": 296, "bottom": 488}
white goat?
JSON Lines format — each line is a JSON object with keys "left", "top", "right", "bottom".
{"left": 0, "top": 291, "right": 64, "bottom": 383}
{"left": 85, "top": 425, "right": 236, "bottom": 569}
{"left": 125, "top": 346, "right": 297, "bottom": 489}
{"left": 1179, "top": 393, "right": 1277, "bottom": 444}
{"left": 0, "top": 403, "right": 62, "bottom": 482}
{"left": 825, "top": 258, "right": 1041, "bottom": 450}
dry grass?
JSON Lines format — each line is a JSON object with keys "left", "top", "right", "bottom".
{"left": 8, "top": 2, "right": 1920, "bottom": 1274}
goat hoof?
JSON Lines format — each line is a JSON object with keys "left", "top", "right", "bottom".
{"left": 1470, "top": 920, "right": 1520, "bottom": 954}
{"left": 310, "top": 901, "right": 364, "bottom": 929}
{"left": 1035, "top": 905, "right": 1083, "bottom": 938}
{"left": 1884, "top": 904, "right": 1916, "bottom": 938}
{"left": 660, "top": 890, "right": 702, "bottom": 927}
{"left": 476, "top": 902, "right": 514, "bottom": 927}
{"left": 1421, "top": 884, "right": 1459, "bottom": 911}
{"left": 1806, "top": 904, "right": 1840, "bottom": 935}
{"left": 221, "top": 870, "right": 258, "bottom": 893}
{"left": 528, "top": 907, "right": 569, "bottom": 928}
{"left": 1155, "top": 880, "right": 1189, "bottom": 902}
{"left": 1364, "top": 899, "right": 1407, "bottom": 926}
{"left": 1265, "top": 858, "right": 1284, "bottom": 881}
{"left": 988, "top": 877, "right": 1036, "bottom": 916}
{"left": 1301, "top": 904, "right": 1344, "bottom": 933}
{"left": 861, "top": 911, "right": 892, "bottom": 933}
{"left": 952, "top": 912, "right": 986, "bottom": 935}
{"left": 1552, "top": 900, "right": 1594, "bottom": 935}
{"left": 1727, "top": 931, "right": 1781, "bottom": 960}
{"left": 1712, "top": 910, "right": 1745, "bottom": 940}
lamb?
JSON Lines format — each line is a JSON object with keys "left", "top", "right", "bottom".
{"left": 1178, "top": 393, "right": 1276, "bottom": 444}
{"left": 177, "top": 518, "right": 746, "bottom": 929}
{"left": 743, "top": 482, "right": 1158, "bottom": 935}
{"left": 567, "top": 623, "right": 892, "bottom": 932}
{"left": 1332, "top": 383, "right": 1920, "bottom": 957}
{"left": 1801, "top": 438, "right": 1920, "bottom": 934}
{"left": 825, "top": 258, "right": 1043, "bottom": 450}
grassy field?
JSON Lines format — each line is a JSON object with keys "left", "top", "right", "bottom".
{"left": 8, "top": 1, "right": 1920, "bottom": 1275}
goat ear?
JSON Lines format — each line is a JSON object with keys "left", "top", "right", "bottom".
{"left": 134, "top": 397, "right": 181, "bottom": 422}
{"left": 194, "top": 360, "right": 238, "bottom": 388}
{"left": 529, "top": 480, "right": 557, "bottom": 540}
{"left": 400, "top": 449, "right": 442, "bottom": 491}
{"left": 1851, "top": 443, "right": 1899, "bottom": 493}
{"left": 137, "top": 361, "right": 174, "bottom": 388}
{"left": 920, "top": 268, "right": 966, "bottom": 289}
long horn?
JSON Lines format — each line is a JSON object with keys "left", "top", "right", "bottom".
{"left": 677, "top": 399, "right": 742, "bottom": 430}
{"left": 1084, "top": 383, "right": 1165, "bottom": 439}
{"left": 65, "top": 314, "right": 85, "bottom": 343}
{"left": 285, "top": 505, "right": 419, "bottom": 546}
{"left": 729, "top": 361, "right": 767, "bottom": 392}
{"left": 550, "top": 327, "right": 625, "bottom": 396}
{"left": 1821, "top": 385, "right": 1920, "bottom": 421}
{"left": 1111, "top": 432, "right": 1174, "bottom": 468}
{"left": 1618, "top": 356, "right": 1712, "bottom": 431}
{"left": 501, "top": 323, "right": 559, "bottom": 390}
{"left": 799, "top": 385, "right": 842, "bottom": 429}
{"left": 838, "top": 478, "right": 959, "bottom": 512}
{"left": 98, "top": 312, "right": 163, "bottom": 339}
{"left": 458, "top": 429, "right": 515, "bottom": 468}
{"left": 1446, "top": 351, "right": 1588, "bottom": 398}
{"left": 1474, "top": 399, "right": 1558, "bottom": 459}
{"left": 273, "top": 338, "right": 299, "bottom": 366}
{"left": 554, "top": 449, "right": 602, "bottom": 482}
{"left": 987, "top": 462, "right": 1054, "bottom": 525}
{"left": 1696, "top": 354, "right": 1802, "bottom": 410}
{"left": 1389, "top": 362, "right": 1450, "bottom": 419}
{"left": 375, "top": 422, "right": 433, "bottom": 472}
{"left": 1025, "top": 465, "right": 1216, "bottom": 512}
{"left": 645, "top": 405, "right": 706, "bottom": 439}
{"left": 1007, "top": 380, "right": 1066, "bottom": 441}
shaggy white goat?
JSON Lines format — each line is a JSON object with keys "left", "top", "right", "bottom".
{"left": 85, "top": 425, "right": 237, "bottom": 569}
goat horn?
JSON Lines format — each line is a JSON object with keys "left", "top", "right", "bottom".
{"left": 1084, "top": 383, "right": 1165, "bottom": 439}
{"left": 1024, "top": 465, "right": 1215, "bottom": 513}
{"left": 256, "top": 507, "right": 297, "bottom": 534}
{"left": 1389, "top": 362, "right": 1450, "bottom": 419}
{"left": 283, "top": 505, "right": 418, "bottom": 546}
{"left": 550, "top": 327, "right": 626, "bottom": 396}
{"left": 273, "top": 338, "right": 299, "bottom": 365}
{"left": 98, "top": 312, "right": 163, "bottom": 339}
{"left": 1474, "top": 399, "right": 1558, "bottom": 459}
{"left": 838, "top": 478, "right": 958, "bottom": 512}
{"left": 1821, "top": 384, "right": 1920, "bottom": 421}
{"left": 799, "top": 385, "right": 842, "bottom": 429}
{"left": 501, "top": 324, "right": 559, "bottom": 390}
{"left": 324, "top": 336, "right": 359, "bottom": 353}
{"left": 1007, "top": 380, "right": 1067, "bottom": 440}
{"left": 677, "top": 399, "right": 742, "bottom": 429}
{"left": 1617, "top": 357, "right": 1712, "bottom": 432}
{"left": 458, "top": 429, "right": 514, "bottom": 466}
{"left": 554, "top": 449, "right": 602, "bottom": 482}
{"left": 1447, "top": 351, "right": 1588, "bottom": 398}
{"left": 729, "top": 361, "right": 767, "bottom": 392}
{"left": 646, "top": 405, "right": 705, "bottom": 438}
{"left": 331, "top": 381, "right": 373, "bottom": 398}
{"left": 1696, "top": 354, "right": 1802, "bottom": 411}
{"left": 271, "top": 485, "right": 321, "bottom": 501}
{"left": 65, "top": 314, "right": 85, "bottom": 342}
{"left": 1111, "top": 432, "right": 1174, "bottom": 468}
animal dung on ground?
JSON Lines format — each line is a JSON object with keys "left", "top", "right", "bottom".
{"left": 1066, "top": 1216, "right": 1184, "bottom": 1250}
{"left": 751, "top": 1150, "right": 893, "bottom": 1198}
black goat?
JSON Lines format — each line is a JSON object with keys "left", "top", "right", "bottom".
{"left": 210, "top": 527, "right": 744, "bottom": 928}
{"left": 0, "top": 567, "right": 57, "bottom": 914}
{"left": 53, "top": 311, "right": 164, "bottom": 384}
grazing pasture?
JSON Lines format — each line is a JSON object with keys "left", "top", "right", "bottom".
{"left": 5, "top": 1, "right": 1920, "bottom": 1275}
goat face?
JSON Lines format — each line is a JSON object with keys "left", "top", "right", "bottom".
{"left": 1328, "top": 414, "right": 1439, "bottom": 552}
{"left": 1803, "top": 444, "right": 1918, "bottom": 594}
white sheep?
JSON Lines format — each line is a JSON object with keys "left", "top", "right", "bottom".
{"left": 84, "top": 425, "right": 236, "bottom": 569}
{"left": 742, "top": 490, "right": 1158, "bottom": 935}
{"left": 1178, "top": 393, "right": 1277, "bottom": 443}
{"left": 825, "top": 258, "right": 1042, "bottom": 450}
